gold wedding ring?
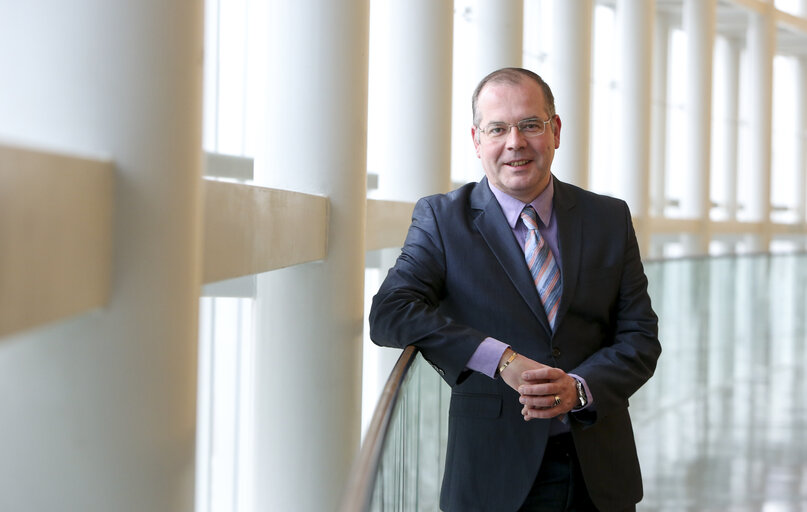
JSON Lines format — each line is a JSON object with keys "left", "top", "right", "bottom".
{"left": 553, "top": 395, "right": 561, "bottom": 407}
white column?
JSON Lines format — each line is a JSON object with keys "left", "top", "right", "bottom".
{"left": 745, "top": 4, "right": 776, "bottom": 251}
{"left": 795, "top": 0, "right": 807, "bottom": 229}
{"left": 796, "top": 0, "right": 807, "bottom": 248}
{"left": 681, "top": 0, "right": 716, "bottom": 255}
{"left": 797, "top": 56, "right": 807, "bottom": 228}
{"left": 551, "top": 0, "right": 594, "bottom": 187}
{"left": 381, "top": 0, "right": 454, "bottom": 200}
{"left": 720, "top": 37, "right": 742, "bottom": 221}
{"left": 650, "top": 14, "right": 670, "bottom": 219}
{"left": 366, "top": 0, "right": 454, "bottom": 436}
{"left": 617, "top": 0, "right": 654, "bottom": 221}
{"left": 0, "top": 1, "right": 203, "bottom": 511}
{"left": 252, "top": 1, "right": 370, "bottom": 511}
{"left": 477, "top": 0, "right": 524, "bottom": 78}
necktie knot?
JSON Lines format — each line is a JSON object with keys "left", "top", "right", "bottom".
{"left": 520, "top": 205, "right": 539, "bottom": 231}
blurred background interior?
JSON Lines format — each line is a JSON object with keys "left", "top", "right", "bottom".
{"left": 1, "top": 0, "right": 806, "bottom": 510}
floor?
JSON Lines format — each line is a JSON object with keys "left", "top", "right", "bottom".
{"left": 632, "top": 254, "right": 807, "bottom": 511}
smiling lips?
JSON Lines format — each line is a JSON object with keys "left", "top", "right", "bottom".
{"left": 506, "top": 159, "right": 531, "bottom": 167}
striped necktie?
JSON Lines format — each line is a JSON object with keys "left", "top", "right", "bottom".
{"left": 520, "top": 205, "right": 561, "bottom": 329}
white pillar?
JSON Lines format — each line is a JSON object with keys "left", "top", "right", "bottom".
{"left": 0, "top": 1, "right": 203, "bottom": 511}
{"left": 681, "top": 0, "right": 716, "bottom": 255}
{"left": 617, "top": 0, "right": 654, "bottom": 221}
{"left": 796, "top": 0, "right": 807, "bottom": 245}
{"left": 720, "top": 37, "right": 742, "bottom": 221}
{"left": 682, "top": 0, "right": 717, "bottom": 215}
{"left": 381, "top": 0, "right": 454, "bottom": 200}
{"left": 366, "top": 0, "right": 454, "bottom": 436}
{"left": 252, "top": 1, "right": 370, "bottom": 510}
{"left": 650, "top": 14, "right": 670, "bottom": 219}
{"left": 745, "top": 5, "right": 775, "bottom": 251}
{"left": 551, "top": 0, "right": 594, "bottom": 187}
{"left": 797, "top": 56, "right": 807, "bottom": 228}
{"left": 794, "top": 0, "right": 807, "bottom": 229}
{"left": 477, "top": 0, "right": 524, "bottom": 78}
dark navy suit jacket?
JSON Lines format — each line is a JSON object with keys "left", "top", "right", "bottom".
{"left": 369, "top": 176, "right": 661, "bottom": 512}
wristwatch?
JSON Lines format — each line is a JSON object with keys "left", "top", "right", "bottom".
{"left": 573, "top": 378, "right": 588, "bottom": 409}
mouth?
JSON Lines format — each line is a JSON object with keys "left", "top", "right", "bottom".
{"left": 505, "top": 159, "right": 531, "bottom": 167}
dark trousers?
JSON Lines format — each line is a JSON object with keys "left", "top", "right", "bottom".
{"left": 518, "top": 433, "right": 600, "bottom": 512}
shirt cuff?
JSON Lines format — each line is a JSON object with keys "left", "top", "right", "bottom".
{"left": 466, "top": 337, "right": 509, "bottom": 378}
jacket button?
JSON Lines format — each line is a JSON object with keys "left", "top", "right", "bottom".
{"left": 552, "top": 347, "right": 561, "bottom": 358}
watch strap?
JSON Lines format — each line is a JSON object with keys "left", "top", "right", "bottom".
{"left": 573, "top": 378, "right": 588, "bottom": 409}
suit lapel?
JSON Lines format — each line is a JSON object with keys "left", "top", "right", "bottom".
{"left": 552, "top": 179, "right": 581, "bottom": 327}
{"left": 470, "top": 179, "right": 552, "bottom": 336}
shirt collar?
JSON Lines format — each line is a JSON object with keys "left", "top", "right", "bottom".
{"left": 487, "top": 176, "right": 555, "bottom": 229}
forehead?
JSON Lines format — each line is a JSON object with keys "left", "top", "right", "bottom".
{"left": 477, "top": 79, "right": 547, "bottom": 122}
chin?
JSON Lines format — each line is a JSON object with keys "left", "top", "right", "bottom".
{"left": 505, "top": 176, "right": 539, "bottom": 191}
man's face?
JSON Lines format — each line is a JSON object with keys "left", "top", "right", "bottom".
{"left": 471, "top": 79, "right": 561, "bottom": 203}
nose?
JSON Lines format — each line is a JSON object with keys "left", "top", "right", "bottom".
{"left": 505, "top": 124, "right": 526, "bottom": 150}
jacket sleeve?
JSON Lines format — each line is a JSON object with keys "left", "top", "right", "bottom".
{"left": 368, "top": 197, "right": 487, "bottom": 386}
{"left": 571, "top": 200, "right": 661, "bottom": 421}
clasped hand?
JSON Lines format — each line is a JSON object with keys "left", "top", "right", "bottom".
{"left": 500, "top": 354, "right": 577, "bottom": 421}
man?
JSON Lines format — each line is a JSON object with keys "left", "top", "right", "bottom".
{"left": 369, "top": 67, "right": 661, "bottom": 511}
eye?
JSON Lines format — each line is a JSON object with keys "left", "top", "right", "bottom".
{"left": 486, "top": 124, "right": 506, "bottom": 135}
{"left": 520, "top": 120, "right": 542, "bottom": 132}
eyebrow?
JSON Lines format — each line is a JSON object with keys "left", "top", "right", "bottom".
{"left": 486, "top": 116, "right": 542, "bottom": 124}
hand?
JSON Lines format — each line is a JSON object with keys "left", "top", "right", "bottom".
{"left": 517, "top": 366, "right": 577, "bottom": 421}
{"left": 498, "top": 350, "right": 552, "bottom": 393}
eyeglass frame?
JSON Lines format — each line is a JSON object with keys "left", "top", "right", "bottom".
{"left": 475, "top": 116, "right": 553, "bottom": 140}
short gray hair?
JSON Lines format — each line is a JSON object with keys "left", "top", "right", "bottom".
{"left": 471, "top": 67, "right": 556, "bottom": 126}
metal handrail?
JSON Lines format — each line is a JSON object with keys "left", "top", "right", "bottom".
{"left": 339, "top": 345, "right": 419, "bottom": 512}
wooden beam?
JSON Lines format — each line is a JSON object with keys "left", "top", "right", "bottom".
{"left": 365, "top": 199, "right": 414, "bottom": 252}
{"left": 0, "top": 143, "right": 114, "bottom": 338}
{"left": 202, "top": 179, "right": 328, "bottom": 283}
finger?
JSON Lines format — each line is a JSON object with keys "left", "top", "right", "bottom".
{"left": 518, "top": 384, "right": 551, "bottom": 396}
{"left": 532, "top": 400, "right": 569, "bottom": 418}
{"left": 520, "top": 368, "right": 552, "bottom": 381}
{"left": 522, "top": 406, "right": 562, "bottom": 420}
{"left": 522, "top": 367, "right": 567, "bottom": 382}
{"left": 519, "top": 394, "right": 560, "bottom": 410}
{"left": 519, "top": 382, "right": 565, "bottom": 396}
{"left": 522, "top": 404, "right": 544, "bottom": 420}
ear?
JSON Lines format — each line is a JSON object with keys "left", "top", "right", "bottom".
{"left": 471, "top": 125, "right": 482, "bottom": 157}
{"left": 551, "top": 115, "right": 561, "bottom": 149}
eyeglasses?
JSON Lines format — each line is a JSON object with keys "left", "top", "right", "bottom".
{"left": 477, "top": 117, "right": 552, "bottom": 140}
